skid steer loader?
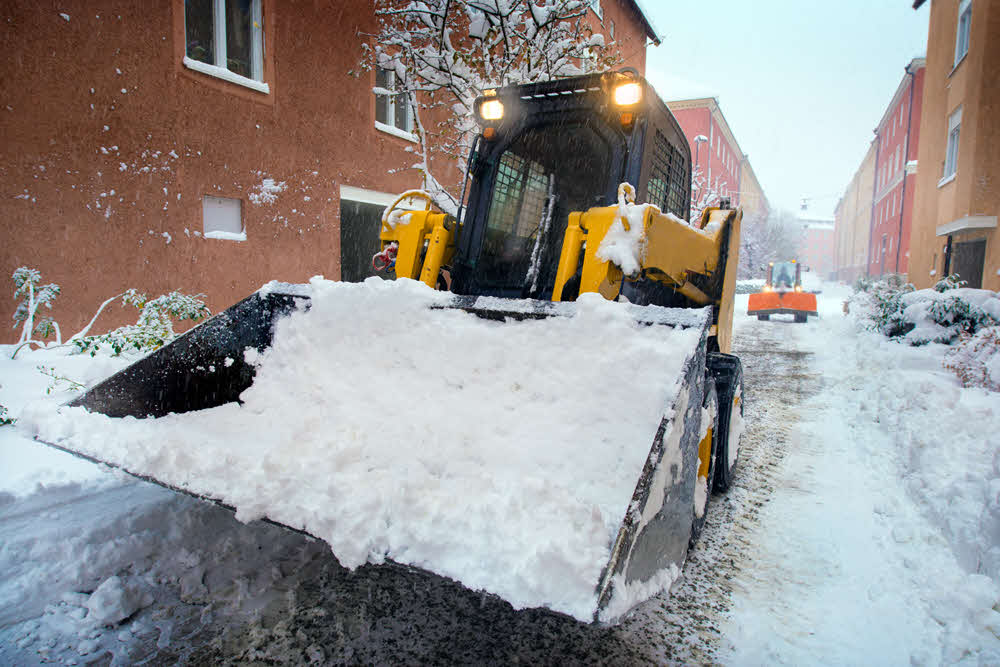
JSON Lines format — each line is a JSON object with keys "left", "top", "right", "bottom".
{"left": 34, "top": 70, "right": 745, "bottom": 624}
{"left": 747, "top": 259, "right": 818, "bottom": 322}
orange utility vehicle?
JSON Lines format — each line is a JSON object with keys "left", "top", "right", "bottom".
{"left": 746, "top": 260, "right": 817, "bottom": 323}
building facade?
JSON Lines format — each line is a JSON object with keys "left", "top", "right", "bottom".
{"left": 666, "top": 97, "right": 768, "bottom": 221}
{"left": 868, "top": 58, "right": 925, "bottom": 277}
{"left": 909, "top": 0, "right": 999, "bottom": 290}
{"left": 799, "top": 222, "right": 836, "bottom": 280}
{"left": 1, "top": 0, "right": 656, "bottom": 341}
{"left": 833, "top": 141, "right": 877, "bottom": 283}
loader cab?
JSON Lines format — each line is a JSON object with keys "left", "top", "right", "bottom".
{"left": 450, "top": 71, "right": 691, "bottom": 300}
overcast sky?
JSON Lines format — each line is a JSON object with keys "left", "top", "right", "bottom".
{"left": 641, "top": 1, "right": 929, "bottom": 220}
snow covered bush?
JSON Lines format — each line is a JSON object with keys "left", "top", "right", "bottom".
{"left": 850, "top": 276, "right": 1000, "bottom": 390}
{"left": 934, "top": 273, "right": 967, "bottom": 292}
{"left": 850, "top": 273, "right": 914, "bottom": 337}
{"left": 11, "top": 267, "right": 61, "bottom": 344}
{"left": 0, "top": 404, "right": 12, "bottom": 426}
{"left": 944, "top": 326, "right": 1000, "bottom": 391}
{"left": 72, "top": 290, "right": 209, "bottom": 357}
{"left": 850, "top": 274, "right": 999, "bottom": 345}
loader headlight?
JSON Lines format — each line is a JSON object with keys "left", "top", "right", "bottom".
{"left": 478, "top": 98, "right": 505, "bottom": 121}
{"left": 613, "top": 82, "right": 642, "bottom": 106}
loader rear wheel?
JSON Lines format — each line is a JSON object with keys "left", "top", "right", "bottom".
{"left": 757, "top": 314, "right": 769, "bottom": 321}
{"left": 690, "top": 382, "right": 718, "bottom": 548}
{"left": 707, "top": 353, "right": 744, "bottom": 493}
{"left": 794, "top": 313, "right": 807, "bottom": 323}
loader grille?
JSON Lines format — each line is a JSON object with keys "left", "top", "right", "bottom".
{"left": 647, "top": 130, "right": 688, "bottom": 220}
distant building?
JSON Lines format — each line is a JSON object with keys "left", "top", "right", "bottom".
{"left": 833, "top": 141, "right": 877, "bottom": 283}
{"left": 832, "top": 57, "right": 925, "bottom": 281}
{"left": 868, "top": 58, "right": 925, "bottom": 277}
{"left": 666, "top": 97, "right": 769, "bottom": 222}
{"left": 797, "top": 216, "right": 836, "bottom": 279}
{"left": 909, "top": 0, "right": 999, "bottom": 290}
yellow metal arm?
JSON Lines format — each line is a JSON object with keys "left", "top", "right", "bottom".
{"left": 551, "top": 200, "right": 742, "bottom": 353}
{"left": 376, "top": 191, "right": 457, "bottom": 289}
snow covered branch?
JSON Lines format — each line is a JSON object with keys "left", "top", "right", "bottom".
{"left": 366, "top": 0, "right": 619, "bottom": 213}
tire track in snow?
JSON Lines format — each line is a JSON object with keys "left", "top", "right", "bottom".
{"left": 614, "top": 316, "right": 822, "bottom": 664}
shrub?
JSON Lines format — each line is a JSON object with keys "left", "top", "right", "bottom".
{"left": 11, "top": 267, "right": 61, "bottom": 343}
{"left": 0, "top": 404, "right": 12, "bottom": 426}
{"left": 933, "top": 273, "right": 967, "bottom": 292}
{"left": 944, "top": 326, "right": 1000, "bottom": 391}
{"left": 73, "top": 290, "right": 210, "bottom": 356}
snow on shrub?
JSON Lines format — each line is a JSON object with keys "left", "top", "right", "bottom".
{"left": 0, "top": 404, "right": 12, "bottom": 426}
{"left": 735, "top": 279, "right": 765, "bottom": 294}
{"left": 944, "top": 326, "right": 1000, "bottom": 391}
{"left": 851, "top": 274, "right": 1000, "bottom": 390}
{"left": 11, "top": 267, "right": 61, "bottom": 344}
{"left": 851, "top": 274, "right": 998, "bottom": 344}
{"left": 73, "top": 289, "right": 209, "bottom": 356}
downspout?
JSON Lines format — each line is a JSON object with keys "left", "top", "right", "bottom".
{"left": 895, "top": 64, "right": 916, "bottom": 272}
{"left": 866, "top": 130, "right": 882, "bottom": 276}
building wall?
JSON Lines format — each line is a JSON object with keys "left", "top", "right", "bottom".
{"left": 909, "top": 0, "right": 1000, "bottom": 290}
{"left": 592, "top": 0, "right": 652, "bottom": 73}
{"left": 1, "top": 0, "right": 656, "bottom": 342}
{"left": 798, "top": 221, "right": 836, "bottom": 279}
{"left": 668, "top": 99, "right": 750, "bottom": 210}
{"left": 738, "top": 158, "right": 770, "bottom": 223}
{"left": 869, "top": 61, "right": 925, "bottom": 277}
{"left": 834, "top": 141, "right": 877, "bottom": 283}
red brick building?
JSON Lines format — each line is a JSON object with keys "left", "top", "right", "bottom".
{"left": 665, "top": 98, "right": 768, "bottom": 221}
{"left": 867, "top": 58, "right": 925, "bottom": 277}
{"left": 1, "top": 0, "right": 656, "bottom": 341}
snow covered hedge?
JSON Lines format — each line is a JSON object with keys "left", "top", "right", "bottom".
{"left": 850, "top": 274, "right": 1000, "bottom": 391}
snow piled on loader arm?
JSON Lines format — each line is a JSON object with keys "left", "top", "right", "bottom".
{"left": 21, "top": 276, "right": 704, "bottom": 622}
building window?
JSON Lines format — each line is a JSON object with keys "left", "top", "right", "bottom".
{"left": 943, "top": 106, "right": 962, "bottom": 181}
{"left": 589, "top": 0, "right": 602, "bottom": 19}
{"left": 375, "top": 67, "right": 415, "bottom": 139}
{"left": 955, "top": 0, "right": 972, "bottom": 66}
{"left": 202, "top": 195, "right": 245, "bottom": 241}
{"left": 184, "top": 0, "right": 267, "bottom": 93}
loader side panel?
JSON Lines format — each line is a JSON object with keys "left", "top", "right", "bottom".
{"left": 595, "top": 323, "right": 708, "bottom": 618}
{"left": 69, "top": 289, "right": 309, "bottom": 418}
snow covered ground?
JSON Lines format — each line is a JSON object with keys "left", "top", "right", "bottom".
{"left": 1, "top": 278, "right": 999, "bottom": 663}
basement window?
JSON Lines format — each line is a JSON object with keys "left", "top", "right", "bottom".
{"left": 184, "top": 0, "right": 268, "bottom": 94}
{"left": 203, "top": 195, "right": 246, "bottom": 240}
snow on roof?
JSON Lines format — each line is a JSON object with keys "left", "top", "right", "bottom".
{"left": 628, "top": 0, "right": 661, "bottom": 44}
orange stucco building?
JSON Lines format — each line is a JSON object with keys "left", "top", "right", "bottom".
{"left": 908, "top": 0, "right": 999, "bottom": 290}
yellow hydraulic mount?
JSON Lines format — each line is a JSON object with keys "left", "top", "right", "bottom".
{"left": 375, "top": 190, "right": 457, "bottom": 288}
{"left": 377, "top": 186, "right": 742, "bottom": 353}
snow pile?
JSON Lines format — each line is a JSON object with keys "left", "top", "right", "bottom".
{"left": 20, "top": 277, "right": 703, "bottom": 621}
{"left": 850, "top": 277, "right": 1000, "bottom": 391}
{"left": 722, "top": 285, "right": 1000, "bottom": 664}
{"left": 845, "top": 286, "right": 1000, "bottom": 581}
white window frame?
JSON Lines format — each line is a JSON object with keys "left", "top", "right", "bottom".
{"left": 941, "top": 106, "right": 962, "bottom": 184}
{"left": 183, "top": 0, "right": 268, "bottom": 94}
{"left": 374, "top": 67, "right": 417, "bottom": 142}
{"left": 954, "top": 0, "right": 972, "bottom": 67}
